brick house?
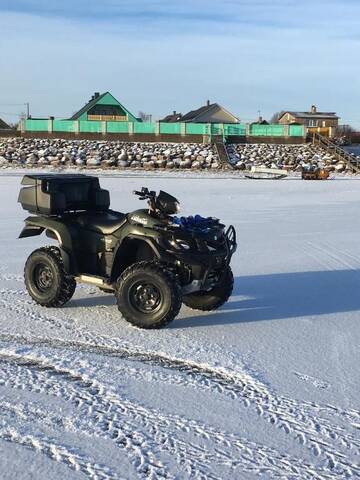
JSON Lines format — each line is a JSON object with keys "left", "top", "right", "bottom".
{"left": 278, "top": 105, "right": 339, "bottom": 136}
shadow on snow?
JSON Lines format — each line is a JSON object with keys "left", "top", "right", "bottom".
{"left": 176, "top": 269, "right": 360, "bottom": 328}
{"left": 69, "top": 269, "right": 360, "bottom": 328}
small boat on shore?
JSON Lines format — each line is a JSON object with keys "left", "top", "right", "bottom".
{"left": 245, "top": 166, "right": 288, "bottom": 180}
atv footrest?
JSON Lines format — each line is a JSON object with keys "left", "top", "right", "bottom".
{"left": 76, "top": 274, "right": 114, "bottom": 290}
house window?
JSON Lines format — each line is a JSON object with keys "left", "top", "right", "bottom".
{"left": 309, "top": 119, "right": 317, "bottom": 127}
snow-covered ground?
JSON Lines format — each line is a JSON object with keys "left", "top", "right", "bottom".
{"left": 0, "top": 173, "right": 360, "bottom": 479}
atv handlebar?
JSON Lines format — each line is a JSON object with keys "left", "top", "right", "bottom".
{"left": 133, "top": 187, "right": 156, "bottom": 201}
{"left": 133, "top": 187, "right": 157, "bottom": 212}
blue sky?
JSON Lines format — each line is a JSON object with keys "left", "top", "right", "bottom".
{"left": 0, "top": 0, "right": 359, "bottom": 126}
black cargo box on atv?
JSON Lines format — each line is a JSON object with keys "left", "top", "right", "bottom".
{"left": 18, "top": 174, "right": 110, "bottom": 215}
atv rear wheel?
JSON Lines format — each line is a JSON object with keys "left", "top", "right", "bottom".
{"left": 183, "top": 266, "right": 234, "bottom": 311}
{"left": 115, "top": 261, "right": 182, "bottom": 329}
{"left": 24, "top": 246, "right": 76, "bottom": 307}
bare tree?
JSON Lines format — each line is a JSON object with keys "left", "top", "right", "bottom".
{"left": 333, "top": 124, "right": 356, "bottom": 144}
{"left": 269, "top": 111, "right": 285, "bottom": 124}
{"left": 138, "top": 111, "right": 152, "bottom": 122}
{"left": 335, "top": 124, "right": 355, "bottom": 136}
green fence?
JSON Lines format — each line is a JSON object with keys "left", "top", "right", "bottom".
{"left": 79, "top": 120, "right": 102, "bottom": 133}
{"left": 250, "top": 124, "right": 285, "bottom": 136}
{"left": 22, "top": 119, "right": 305, "bottom": 138}
{"left": 159, "top": 122, "right": 182, "bottom": 134}
{"left": 133, "top": 122, "right": 156, "bottom": 134}
{"left": 224, "top": 124, "right": 247, "bottom": 136}
{"left": 107, "top": 121, "right": 129, "bottom": 133}
{"left": 53, "top": 120, "right": 76, "bottom": 133}
{"left": 210, "top": 124, "right": 223, "bottom": 135}
{"left": 185, "top": 123, "right": 207, "bottom": 135}
{"left": 289, "top": 124, "right": 304, "bottom": 137}
{"left": 24, "top": 119, "right": 49, "bottom": 131}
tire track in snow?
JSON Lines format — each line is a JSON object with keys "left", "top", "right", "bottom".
{"left": 0, "top": 315, "right": 359, "bottom": 478}
{"left": 293, "top": 371, "right": 330, "bottom": 390}
{"left": 0, "top": 425, "right": 117, "bottom": 480}
{"left": 314, "top": 240, "right": 360, "bottom": 270}
{"left": 85, "top": 347, "right": 360, "bottom": 478}
{"left": 0, "top": 351, "right": 283, "bottom": 480}
{"left": 1, "top": 281, "right": 360, "bottom": 477}
{"left": 294, "top": 239, "right": 360, "bottom": 273}
{"left": 3, "top": 321, "right": 358, "bottom": 479}
{"left": 322, "top": 241, "right": 360, "bottom": 267}
{"left": 0, "top": 288, "right": 77, "bottom": 333}
{"left": 0, "top": 353, "right": 168, "bottom": 480}
{"left": 306, "top": 242, "right": 354, "bottom": 271}
{"left": 18, "top": 335, "right": 360, "bottom": 476}
{"left": 0, "top": 268, "right": 23, "bottom": 283}
{"left": 0, "top": 349, "right": 339, "bottom": 480}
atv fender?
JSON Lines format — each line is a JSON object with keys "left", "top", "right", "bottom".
{"left": 126, "top": 234, "right": 161, "bottom": 257}
{"left": 19, "top": 224, "right": 45, "bottom": 238}
{"left": 110, "top": 235, "right": 161, "bottom": 280}
{"left": 19, "top": 216, "right": 76, "bottom": 274}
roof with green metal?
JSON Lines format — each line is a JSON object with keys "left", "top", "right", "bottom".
{"left": 69, "top": 92, "right": 138, "bottom": 122}
{"left": 69, "top": 93, "right": 107, "bottom": 120}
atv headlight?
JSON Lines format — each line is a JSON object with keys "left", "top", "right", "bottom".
{"left": 168, "top": 238, "right": 191, "bottom": 250}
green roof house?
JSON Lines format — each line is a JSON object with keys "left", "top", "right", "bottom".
{"left": 70, "top": 92, "right": 138, "bottom": 122}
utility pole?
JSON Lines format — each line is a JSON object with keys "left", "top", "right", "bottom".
{"left": 25, "top": 102, "right": 30, "bottom": 118}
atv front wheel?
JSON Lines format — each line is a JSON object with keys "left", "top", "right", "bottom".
{"left": 183, "top": 266, "right": 234, "bottom": 311}
{"left": 24, "top": 246, "right": 76, "bottom": 307}
{"left": 115, "top": 261, "right": 182, "bottom": 329}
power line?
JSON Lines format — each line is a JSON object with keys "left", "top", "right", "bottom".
{"left": 0, "top": 111, "right": 24, "bottom": 116}
{"left": 0, "top": 103, "right": 26, "bottom": 107}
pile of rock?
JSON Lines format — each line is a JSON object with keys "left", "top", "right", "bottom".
{"left": 0, "top": 138, "right": 220, "bottom": 170}
{"left": 227, "top": 144, "right": 358, "bottom": 173}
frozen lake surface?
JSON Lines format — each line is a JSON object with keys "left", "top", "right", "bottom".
{"left": 0, "top": 173, "right": 359, "bottom": 479}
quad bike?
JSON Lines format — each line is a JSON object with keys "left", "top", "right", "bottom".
{"left": 18, "top": 174, "right": 237, "bottom": 328}
{"left": 301, "top": 166, "right": 330, "bottom": 180}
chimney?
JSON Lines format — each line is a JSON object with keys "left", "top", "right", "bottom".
{"left": 206, "top": 99, "right": 210, "bottom": 107}
{"left": 258, "top": 116, "right": 263, "bottom": 123}
{"left": 173, "top": 110, "right": 177, "bottom": 116}
{"left": 311, "top": 105, "right": 317, "bottom": 114}
{"left": 94, "top": 92, "right": 100, "bottom": 99}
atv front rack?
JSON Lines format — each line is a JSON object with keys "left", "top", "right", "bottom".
{"left": 225, "top": 225, "right": 237, "bottom": 255}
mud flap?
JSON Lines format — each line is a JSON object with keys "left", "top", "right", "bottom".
{"left": 60, "top": 247, "right": 76, "bottom": 275}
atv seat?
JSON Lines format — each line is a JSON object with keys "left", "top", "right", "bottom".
{"left": 72, "top": 211, "right": 127, "bottom": 235}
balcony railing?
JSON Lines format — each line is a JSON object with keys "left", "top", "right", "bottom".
{"left": 87, "top": 115, "right": 127, "bottom": 122}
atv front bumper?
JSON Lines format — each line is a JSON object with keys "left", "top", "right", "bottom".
{"left": 161, "top": 225, "right": 237, "bottom": 290}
